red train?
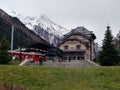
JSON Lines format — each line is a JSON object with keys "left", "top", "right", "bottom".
{"left": 10, "top": 51, "right": 46, "bottom": 62}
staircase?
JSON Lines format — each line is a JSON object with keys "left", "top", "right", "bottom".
{"left": 19, "top": 59, "right": 30, "bottom": 66}
{"left": 43, "top": 60, "right": 100, "bottom": 67}
{"left": 24, "top": 60, "right": 100, "bottom": 67}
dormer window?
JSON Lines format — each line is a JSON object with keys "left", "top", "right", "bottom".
{"left": 64, "top": 45, "right": 69, "bottom": 49}
{"left": 76, "top": 45, "right": 81, "bottom": 49}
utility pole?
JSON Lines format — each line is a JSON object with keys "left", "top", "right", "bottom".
{"left": 11, "top": 25, "right": 14, "bottom": 52}
{"left": 20, "top": 27, "right": 23, "bottom": 61}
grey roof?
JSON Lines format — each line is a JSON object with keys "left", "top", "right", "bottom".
{"left": 57, "top": 26, "right": 96, "bottom": 47}
{"left": 73, "top": 26, "right": 90, "bottom": 34}
{"left": 66, "top": 36, "right": 78, "bottom": 40}
{"left": 65, "top": 36, "right": 89, "bottom": 44}
{"left": 57, "top": 35, "right": 89, "bottom": 47}
{"left": 64, "top": 26, "right": 96, "bottom": 39}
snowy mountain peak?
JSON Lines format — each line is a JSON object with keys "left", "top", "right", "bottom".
{"left": 36, "top": 15, "right": 69, "bottom": 36}
{"left": 6, "top": 10, "right": 38, "bottom": 30}
{"left": 39, "top": 15, "right": 52, "bottom": 23}
{"left": 5, "top": 9, "right": 70, "bottom": 45}
{"left": 6, "top": 10, "right": 69, "bottom": 36}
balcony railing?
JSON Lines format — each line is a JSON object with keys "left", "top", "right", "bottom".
{"left": 63, "top": 49, "right": 86, "bottom": 53}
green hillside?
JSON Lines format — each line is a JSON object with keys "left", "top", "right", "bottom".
{"left": 0, "top": 66, "right": 120, "bottom": 90}
{"left": 0, "top": 16, "right": 48, "bottom": 49}
{"left": 0, "top": 18, "right": 34, "bottom": 49}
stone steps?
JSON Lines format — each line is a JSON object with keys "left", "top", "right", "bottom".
{"left": 26, "top": 60, "right": 100, "bottom": 67}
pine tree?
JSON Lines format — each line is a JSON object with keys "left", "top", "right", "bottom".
{"left": 0, "top": 37, "right": 12, "bottom": 64}
{"left": 99, "top": 26, "right": 120, "bottom": 66}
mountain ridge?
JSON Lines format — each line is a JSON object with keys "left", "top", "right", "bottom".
{"left": 0, "top": 9, "right": 48, "bottom": 49}
{"left": 3, "top": 9, "right": 70, "bottom": 46}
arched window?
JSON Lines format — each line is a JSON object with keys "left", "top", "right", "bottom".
{"left": 64, "top": 45, "right": 69, "bottom": 49}
{"left": 76, "top": 45, "right": 81, "bottom": 49}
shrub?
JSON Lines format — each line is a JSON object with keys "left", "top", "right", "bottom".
{"left": 0, "top": 37, "right": 12, "bottom": 64}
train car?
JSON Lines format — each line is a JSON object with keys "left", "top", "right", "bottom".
{"left": 9, "top": 51, "right": 46, "bottom": 62}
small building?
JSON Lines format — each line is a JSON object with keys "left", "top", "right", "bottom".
{"left": 58, "top": 26, "right": 96, "bottom": 61}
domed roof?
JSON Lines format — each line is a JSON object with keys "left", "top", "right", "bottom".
{"left": 64, "top": 26, "right": 96, "bottom": 39}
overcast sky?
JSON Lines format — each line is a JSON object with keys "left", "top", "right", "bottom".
{"left": 1, "top": 0, "right": 120, "bottom": 45}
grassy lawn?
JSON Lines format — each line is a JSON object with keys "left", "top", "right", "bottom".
{"left": 0, "top": 66, "right": 119, "bottom": 90}
{"left": 9, "top": 60, "right": 21, "bottom": 65}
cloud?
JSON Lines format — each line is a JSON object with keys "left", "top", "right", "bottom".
{"left": 1, "top": 0, "right": 120, "bottom": 44}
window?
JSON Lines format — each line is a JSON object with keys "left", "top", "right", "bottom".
{"left": 63, "top": 56, "right": 67, "bottom": 60}
{"left": 76, "top": 45, "right": 81, "bottom": 49}
{"left": 77, "top": 56, "right": 85, "bottom": 60}
{"left": 64, "top": 45, "right": 69, "bottom": 49}
{"left": 69, "top": 56, "right": 76, "bottom": 60}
